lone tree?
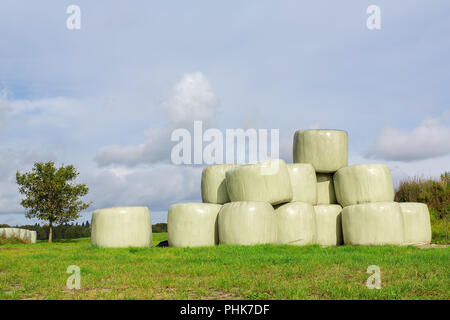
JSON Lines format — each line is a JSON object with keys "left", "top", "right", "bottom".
{"left": 16, "top": 161, "right": 91, "bottom": 243}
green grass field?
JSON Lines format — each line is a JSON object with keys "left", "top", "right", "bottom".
{"left": 0, "top": 233, "right": 448, "bottom": 300}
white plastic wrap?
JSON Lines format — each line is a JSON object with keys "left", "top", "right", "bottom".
{"left": 225, "top": 159, "right": 293, "bottom": 205}
{"left": 399, "top": 202, "right": 432, "bottom": 245}
{"left": 334, "top": 164, "right": 395, "bottom": 207}
{"left": 91, "top": 206, "right": 152, "bottom": 248}
{"left": 168, "top": 202, "right": 222, "bottom": 247}
{"left": 316, "top": 173, "right": 337, "bottom": 205}
{"left": 201, "top": 164, "right": 238, "bottom": 204}
{"left": 342, "top": 202, "right": 404, "bottom": 246}
{"left": 287, "top": 164, "right": 317, "bottom": 204}
{"left": 218, "top": 201, "right": 277, "bottom": 245}
{"left": 313, "top": 204, "right": 343, "bottom": 246}
{"left": 293, "top": 129, "right": 348, "bottom": 173}
{"left": 275, "top": 202, "right": 314, "bottom": 245}
{"left": 0, "top": 228, "right": 35, "bottom": 243}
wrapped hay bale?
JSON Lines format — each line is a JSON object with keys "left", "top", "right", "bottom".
{"left": 225, "top": 159, "right": 293, "bottom": 205}
{"left": 0, "top": 228, "right": 13, "bottom": 239}
{"left": 399, "top": 202, "right": 432, "bottom": 245}
{"left": 91, "top": 206, "right": 152, "bottom": 248}
{"left": 1, "top": 228, "right": 15, "bottom": 238}
{"left": 293, "top": 129, "right": 348, "bottom": 173}
{"left": 342, "top": 202, "right": 404, "bottom": 246}
{"left": 201, "top": 164, "right": 238, "bottom": 204}
{"left": 275, "top": 202, "right": 314, "bottom": 245}
{"left": 9, "top": 228, "right": 20, "bottom": 238}
{"left": 313, "top": 204, "right": 343, "bottom": 246}
{"left": 334, "top": 164, "right": 395, "bottom": 207}
{"left": 287, "top": 164, "right": 317, "bottom": 204}
{"left": 316, "top": 173, "right": 337, "bottom": 204}
{"left": 0, "top": 228, "right": 35, "bottom": 243}
{"left": 18, "top": 229, "right": 28, "bottom": 242}
{"left": 29, "top": 230, "right": 37, "bottom": 244}
{"left": 168, "top": 203, "right": 222, "bottom": 247}
{"left": 218, "top": 201, "right": 277, "bottom": 245}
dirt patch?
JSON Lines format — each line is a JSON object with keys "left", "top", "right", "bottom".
{"left": 204, "top": 289, "right": 241, "bottom": 300}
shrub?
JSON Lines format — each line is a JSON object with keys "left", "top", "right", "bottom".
{"left": 395, "top": 172, "right": 449, "bottom": 219}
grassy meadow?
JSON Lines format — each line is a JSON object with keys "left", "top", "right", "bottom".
{"left": 0, "top": 233, "right": 448, "bottom": 300}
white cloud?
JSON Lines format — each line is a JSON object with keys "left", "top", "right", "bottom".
{"left": 83, "top": 164, "right": 202, "bottom": 212}
{"left": 95, "top": 72, "right": 218, "bottom": 167}
{"left": 366, "top": 112, "right": 450, "bottom": 161}
{"left": 161, "top": 72, "right": 218, "bottom": 126}
{"left": 0, "top": 88, "right": 11, "bottom": 131}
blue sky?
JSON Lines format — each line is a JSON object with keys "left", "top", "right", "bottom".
{"left": 1, "top": 1, "right": 449, "bottom": 226}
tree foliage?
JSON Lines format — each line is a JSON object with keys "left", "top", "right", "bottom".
{"left": 16, "top": 161, "right": 91, "bottom": 242}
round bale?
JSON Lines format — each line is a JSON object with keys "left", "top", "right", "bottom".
{"left": 276, "top": 202, "right": 315, "bottom": 245}
{"left": 287, "top": 163, "right": 317, "bottom": 204}
{"left": 293, "top": 129, "right": 348, "bottom": 173}
{"left": 29, "top": 230, "right": 37, "bottom": 244}
{"left": 201, "top": 164, "right": 238, "bottom": 204}
{"left": 218, "top": 201, "right": 277, "bottom": 245}
{"left": 313, "top": 204, "right": 343, "bottom": 246}
{"left": 316, "top": 173, "right": 337, "bottom": 205}
{"left": 399, "top": 202, "right": 432, "bottom": 245}
{"left": 225, "top": 159, "right": 293, "bottom": 205}
{"left": 168, "top": 203, "right": 222, "bottom": 247}
{"left": 334, "top": 164, "right": 395, "bottom": 207}
{"left": 342, "top": 202, "right": 404, "bottom": 246}
{"left": 91, "top": 206, "right": 152, "bottom": 248}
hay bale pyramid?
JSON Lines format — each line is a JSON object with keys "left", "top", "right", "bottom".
{"left": 168, "top": 129, "right": 432, "bottom": 247}
{"left": 90, "top": 129, "right": 432, "bottom": 248}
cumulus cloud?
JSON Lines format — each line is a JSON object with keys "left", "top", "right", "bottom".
{"left": 95, "top": 72, "right": 218, "bottom": 167}
{"left": 366, "top": 112, "right": 450, "bottom": 161}
{"left": 161, "top": 72, "right": 218, "bottom": 126}
{"left": 83, "top": 165, "right": 202, "bottom": 212}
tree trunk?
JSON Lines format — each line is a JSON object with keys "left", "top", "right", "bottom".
{"left": 48, "top": 221, "right": 53, "bottom": 243}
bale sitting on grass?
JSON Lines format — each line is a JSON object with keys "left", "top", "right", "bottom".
{"left": 395, "top": 172, "right": 449, "bottom": 244}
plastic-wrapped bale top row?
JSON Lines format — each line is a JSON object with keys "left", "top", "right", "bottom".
{"left": 293, "top": 129, "right": 348, "bottom": 173}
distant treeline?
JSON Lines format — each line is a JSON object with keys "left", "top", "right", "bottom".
{"left": 0, "top": 222, "right": 168, "bottom": 241}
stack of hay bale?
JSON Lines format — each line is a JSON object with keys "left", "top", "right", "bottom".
{"left": 168, "top": 129, "right": 432, "bottom": 247}
{"left": 0, "top": 228, "right": 37, "bottom": 244}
